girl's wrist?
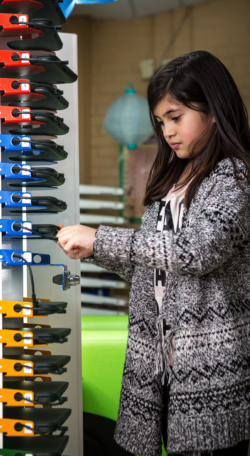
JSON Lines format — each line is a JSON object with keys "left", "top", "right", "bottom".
{"left": 92, "top": 228, "right": 98, "bottom": 255}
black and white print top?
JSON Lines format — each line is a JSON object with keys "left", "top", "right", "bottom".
{"left": 154, "top": 183, "right": 188, "bottom": 313}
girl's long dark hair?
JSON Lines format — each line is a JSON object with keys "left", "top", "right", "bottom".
{"left": 144, "top": 50, "right": 250, "bottom": 209}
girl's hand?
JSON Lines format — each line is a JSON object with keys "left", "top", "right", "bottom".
{"left": 56, "top": 224, "right": 97, "bottom": 259}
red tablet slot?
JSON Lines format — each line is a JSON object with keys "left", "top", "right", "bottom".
{"left": 0, "top": 77, "right": 31, "bottom": 94}
{"left": 0, "top": 78, "right": 45, "bottom": 103}
{"left": 0, "top": 107, "right": 45, "bottom": 128}
{"left": 0, "top": 50, "right": 30, "bottom": 66}
{"left": 0, "top": 13, "right": 28, "bottom": 30}
{"left": 0, "top": 51, "right": 45, "bottom": 77}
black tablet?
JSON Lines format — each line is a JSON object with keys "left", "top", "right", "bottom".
{"left": 4, "top": 435, "right": 69, "bottom": 456}
{"left": 0, "top": 53, "right": 77, "bottom": 84}
{"left": 2, "top": 110, "right": 69, "bottom": 136}
{"left": 4, "top": 354, "right": 71, "bottom": 375}
{"left": 24, "top": 300, "right": 68, "bottom": 316}
{"left": 3, "top": 381, "right": 69, "bottom": 405}
{"left": 4, "top": 407, "right": 71, "bottom": 434}
{"left": 8, "top": 195, "right": 67, "bottom": 214}
{"left": 10, "top": 327, "right": 71, "bottom": 345}
{"left": 6, "top": 20, "right": 62, "bottom": 52}
{"left": 7, "top": 138, "right": 68, "bottom": 162}
{"left": 5, "top": 166, "right": 65, "bottom": 189}
{"left": 2, "top": 82, "right": 68, "bottom": 110}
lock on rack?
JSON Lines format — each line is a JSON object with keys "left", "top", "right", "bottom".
{"left": 0, "top": 134, "right": 68, "bottom": 162}
{"left": 0, "top": 0, "right": 66, "bottom": 26}
{"left": 0, "top": 190, "right": 67, "bottom": 213}
{"left": 0, "top": 298, "right": 68, "bottom": 318}
{"left": 0, "top": 162, "right": 65, "bottom": 188}
{"left": 0, "top": 50, "right": 77, "bottom": 84}
{"left": 0, "top": 13, "right": 63, "bottom": 52}
{"left": 0, "top": 78, "right": 68, "bottom": 110}
{"left": 53, "top": 265, "right": 80, "bottom": 290}
{"left": 0, "top": 249, "right": 79, "bottom": 290}
{"left": 0, "top": 106, "right": 69, "bottom": 136}
{"left": 0, "top": 219, "right": 60, "bottom": 239}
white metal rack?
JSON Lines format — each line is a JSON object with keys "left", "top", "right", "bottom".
{"left": 81, "top": 262, "right": 106, "bottom": 273}
{"left": 24, "top": 33, "right": 83, "bottom": 456}
{"left": 80, "top": 213, "right": 125, "bottom": 224}
{"left": 80, "top": 184, "right": 124, "bottom": 196}
{"left": 81, "top": 293, "right": 128, "bottom": 307}
{"left": 80, "top": 185, "right": 129, "bottom": 315}
{"left": 81, "top": 277, "right": 128, "bottom": 289}
{"left": 80, "top": 199, "right": 124, "bottom": 210}
{"left": 0, "top": 32, "right": 83, "bottom": 455}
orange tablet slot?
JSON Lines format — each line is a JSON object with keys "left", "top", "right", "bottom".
{"left": 0, "top": 359, "right": 36, "bottom": 377}
{"left": 0, "top": 299, "right": 34, "bottom": 318}
{"left": 0, "top": 418, "right": 34, "bottom": 436}
{"left": 0, "top": 387, "right": 34, "bottom": 406}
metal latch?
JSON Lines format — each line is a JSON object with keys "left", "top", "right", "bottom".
{"left": 53, "top": 266, "right": 80, "bottom": 290}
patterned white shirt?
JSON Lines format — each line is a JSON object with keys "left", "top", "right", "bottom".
{"left": 154, "top": 183, "right": 188, "bottom": 312}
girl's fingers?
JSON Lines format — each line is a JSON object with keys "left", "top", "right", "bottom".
{"left": 63, "top": 238, "right": 81, "bottom": 254}
{"left": 57, "top": 227, "right": 74, "bottom": 238}
{"left": 56, "top": 225, "right": 96, "bottom": 259}
{"left": 57, "top": 229, "right": 76, "bottom": 245}
{"left": 57, "top": 233, "right": 71, "bottom": 247}
{"left": 57, "top": 227, "right": 83, "bottom": 245}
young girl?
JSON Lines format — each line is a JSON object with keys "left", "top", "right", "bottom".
{"left": 57, "top": 50, "right": 250, "bottom": 456}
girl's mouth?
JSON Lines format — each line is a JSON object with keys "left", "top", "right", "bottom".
{"left": 170, "top": 143, "right": 181, "bottom": 150}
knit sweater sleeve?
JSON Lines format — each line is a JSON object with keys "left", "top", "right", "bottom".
{"left": 83, "top": 206, "right": 152, "bottom": 282}
{"left": 93, "top": 162, "right": 250, "bottom": 277}
{"left": 83, "top": 252, "right": 134, "bottom": 282}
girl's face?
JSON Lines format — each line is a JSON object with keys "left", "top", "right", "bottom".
{"left": 153, "top": 95, "right": 215, "bottom": 159}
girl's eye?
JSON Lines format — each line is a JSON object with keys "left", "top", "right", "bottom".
{"left": 172, "top": 115, "right": 181, "bottom": 122}
{"left": 156, "top": 121, "right": 164, "bottom": 128}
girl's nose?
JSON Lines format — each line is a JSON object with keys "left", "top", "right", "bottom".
{"left": 163, "top": 124, "right": 175, "bottom": 140}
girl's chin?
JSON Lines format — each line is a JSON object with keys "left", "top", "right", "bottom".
{"left": 174, "top": 150, "right": 190, "bottom": 159}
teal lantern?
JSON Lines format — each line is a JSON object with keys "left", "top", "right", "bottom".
{"left": 104, "top": 83, "right": 153, "bottom": 149}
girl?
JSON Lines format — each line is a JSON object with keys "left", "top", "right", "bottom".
{"left": 57, "top": 51, "right": 250, "bottom": 456}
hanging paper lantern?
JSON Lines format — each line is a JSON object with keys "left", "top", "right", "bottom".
{"left": 104, "top": 83, "right": 153, "bottom": 149}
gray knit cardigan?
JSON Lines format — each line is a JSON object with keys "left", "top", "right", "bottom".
{"left": 86, "top": 158, "right": 250, "bottom": 456}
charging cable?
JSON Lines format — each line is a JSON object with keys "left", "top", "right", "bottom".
{"left": 12, "top": 222, "right": 59, "bottom": 241}
{"left": 11, "top": 55, "right": 69, "bottom": 65}
{"left": 11, "top": 80, "right": 63, "bottom": 95}
{"left": 13, "top": 253, "right": 36, "bottom": 308}
{"left": 14, "top": 422, "right": 67, "bottom": 436}
{"left": 14, "top": 392, "right": 67, "bottom": 406}
{"left": 11, "top": 166, "right": 63, "bottom": 179}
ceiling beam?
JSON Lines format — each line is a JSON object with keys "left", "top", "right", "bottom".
{"left": 128, "top": 0, "right": 138, "bottom": 18}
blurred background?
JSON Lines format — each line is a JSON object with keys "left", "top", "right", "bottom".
{"left": 62, "top": 0, "right": 250, "bottom": 316}
{"left": 62, "top": 0, "right": 250, "bottom": 185}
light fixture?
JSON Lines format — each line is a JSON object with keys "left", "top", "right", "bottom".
{"left": 77, "top": 0, "right": 117, "bottom": 2}
{"left": 60, "top": 0, "right": 117, "bottom": 19}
